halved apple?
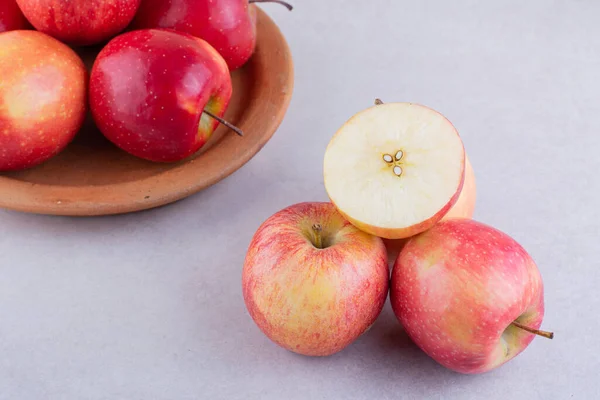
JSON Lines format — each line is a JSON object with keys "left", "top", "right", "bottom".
{"left": 323, "top": 102, "right": 465, "bottom": 240}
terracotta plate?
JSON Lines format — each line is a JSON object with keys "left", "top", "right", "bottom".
{"left": 0, "top": 7, "right": 294, "bottom": 217}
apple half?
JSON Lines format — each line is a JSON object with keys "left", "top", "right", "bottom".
{"left": 323, "top": 102, "right": 466, "bottom": 239}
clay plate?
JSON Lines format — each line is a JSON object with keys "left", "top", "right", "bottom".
{"left": 0, "top": 7, "right": 294, "bottom": 217}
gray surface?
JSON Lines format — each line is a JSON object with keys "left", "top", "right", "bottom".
{"left": 1, "top": 1, "right": 598, "bottom": 398}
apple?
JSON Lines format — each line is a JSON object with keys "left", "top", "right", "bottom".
{"left": 0, "top": 0, "right": 31, "bottom": 32}
{"left": 89, "top": 29, "right": 235, "bottom": 163}
{"left": 383, "top": 154, "right": 477, "bottom": 258}
{"left": 131, "top": 0, "right": 293, "bottom": 71}
{"left": 0, "top": 30, "right": 87, "bottom": 171}
{"left": 15, "top": 0, "right": 141, "bottom": 46}
{"left": 242, "top": 202, "right": 389, "bottom": 356}
{"left": 442, "top": 154, "right": 476, "bottom": 220}
{"left": 323, "top": 100, "right": 466, "bottom": 240}
{"left": 390, "top": 219, "right": 553, "bottom": 374}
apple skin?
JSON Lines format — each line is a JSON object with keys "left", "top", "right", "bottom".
{"left": 242, "top": 202, "right": 389, "bottom": 357}
{"left": 0, "top": 0, "right": 31, "bottom": 32}
{"left": 89, "top": 29, "right": 232, "bottom": 163}
{"left": 0, "top": 30, "right": 87, "bottom": 171}
{"left": 131, "top": 0, "right": 258, "bottom": 71}
{"left": 384, "top": 154, "right": 477, "bottom": 257}
{"left": 15, "top": 0, "right": 141, "bottom": 46}
{"left": 390, "top": 219, "right": 546, "bottom": 374}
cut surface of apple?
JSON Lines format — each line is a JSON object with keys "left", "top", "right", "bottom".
{"left": 323, "top": 102, "right": 465, "bottom": 239}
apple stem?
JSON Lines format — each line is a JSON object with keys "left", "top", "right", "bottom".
{"left": 203, "top": 110, "right": 244, "bottom": 136}
{"left": 375, "top": 98, "right": 384, "bottom": 105}
{"left": 249, "top": 0, "right": 293, "bottom": 11}
{"left": 511, "top": 321, "right": 554, "bottom": 339}
{"left": 312, "top": 224, "right": 323, "bottom": 249}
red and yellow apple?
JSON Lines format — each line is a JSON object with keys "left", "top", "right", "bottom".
{"left": 242, "top": 202, "right": 389, "bottom": 356}
{"left": 0, "top": 30, "right": 87, "bottom": 171}
{"left": 390, "top": 219, "right": 553, "bottom": 374}
{"left": 323, "top": 102, "right": 466, "bottom": 240}
{"left": 132, "top": 0, "right": 293, "bottom": 71}
{"left": 89, "top": 29, "right": 233, "bottom": 163}
{"left": 15, "top": 0, "right": 141, "bottom": 46}
{"left": 0, "top": 0, "right": 31, "bottom": 32}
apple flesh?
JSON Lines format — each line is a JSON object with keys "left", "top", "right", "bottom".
{"left": 0, "top": 30, "right": 87, "bottom": 171}
{"left": 390, "top": 219, "right": 552, "bottom": 374}
{"left": 15, "top": 0, "right": 141, "bottom": 46}
{"left": 0, "top": 0, "right": 31, "bottom": 32}
{"left": 242, "top": 202, "right": 389, "bottom": 356}
{"left": 89, "top": 29, "right": 233, "bottom": 163}
{"left": 323, "top": 101, "right": 466, "bottom": 240}
{"left": 384, "top": 154, "right": 477, "bottom": 258}
{"left": 131, "top": 0, "right": 292, "bottom": 71}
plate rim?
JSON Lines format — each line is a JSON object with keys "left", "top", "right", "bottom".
{"left": 0, "top": 7, "right": 294, "bottom": 217}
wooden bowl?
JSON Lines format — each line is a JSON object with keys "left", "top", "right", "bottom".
{"left": 0, "top": 7, "right": 294, "bottom": 217}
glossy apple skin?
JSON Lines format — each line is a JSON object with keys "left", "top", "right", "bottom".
{"left": 0, "top": 30, "right": 87, "bottom": 171}
{"left": 0, "top": 0, "right": 31, "bottom": 32}
{"left": 384, "top": 155, "right": 477, "bottom": 258}
{"left": 242, "top": 202, "right": 389, "bottom": 356}
{"left": 132, "top": 0, "right": 257, "bottom": 71}
{"left": 15, "top": 0, "right": 141, "bottom": 46}
{"left": 89, "top": 29, "right": 232, "bottom": 163}
{"left": 390, "top": 219, "right": 545, "bottom": 374}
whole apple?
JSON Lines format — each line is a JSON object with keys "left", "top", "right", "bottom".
{"left": 390, "top": 219, "right": 553, "bottom": 374}
{"left": 0, "top": 30, "right": 87, "bottom": 171}
{"left": 0, "top": 0, "right": 31, "bottom": 32}
{"left": 15, "top": 0, "right": 141, "bottom": 46}
{"left": 242, "top": 202, "right": 389, "bottom": 356}
{"left": 132, "top": 0, "right": 293, "bottom": 71}
{"left": 89, "top": 29, "right": 233, "bottom": 163}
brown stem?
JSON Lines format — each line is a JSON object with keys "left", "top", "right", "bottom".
{"left": 312, "top": 224, "right": 323, "bottom": 249}
{"left": 375, "top": 98, "right": 384, "bottom": 105}
{"left": 511, "top": 321, "right": 554, "bottom": 339}
{"left": 203, "top": 110, "right": 244, "bottom": 136}
{"left": 249, "top": 0, "right": 293, "bottom": 11}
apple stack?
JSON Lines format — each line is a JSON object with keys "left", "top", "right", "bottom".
{"left": 242, "top": 101, "right": 554, "bottom": 374}
{"left": 0, "top": 0, "right": 291, "bottom": 171}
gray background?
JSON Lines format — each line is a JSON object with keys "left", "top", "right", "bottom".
{"left": 1, "top": 0, "right": 598, "bottom": 398}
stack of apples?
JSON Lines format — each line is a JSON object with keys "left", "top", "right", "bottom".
{"left": 242, "top": 101, "right": 554, "bottom": 374}
{"left": 0, "top": 0, "right": 291, "bottom": 171}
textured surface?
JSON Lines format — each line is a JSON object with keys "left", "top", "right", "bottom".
{"left": 0, "top": 0, "right": 598, "bottom": 398}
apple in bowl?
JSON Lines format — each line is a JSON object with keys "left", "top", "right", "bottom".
{"left": 242, "top": 202, "right": 389, "bottom": 356}
{"left": 390, "top": 218, "right": 553, "bottom": 374}
{"left": 15, "top": 0, "right": 141, "bottom": 46}
{"left": 89, "top": 29, "right": 236, "bottom": 163}
{"left": 132, "top": 0, "right": 293, "bottom": 71}
{"left": 323, "top": 101, "right": 466, "bottom": 240}
{"left": 0, "top": 30, "right": 87, "bottom": 171}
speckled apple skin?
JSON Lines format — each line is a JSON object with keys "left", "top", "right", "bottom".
{"left": 89, "top": 29, "right": 232, "bottom": 163}
{"left": 132, "top": 0, "right": 258, "bottom": 71}
{"left": 0, "top": 0, "right": 31, "bottom": 32}
{"left": 0, "top": 30, "right": 87, "bottom": 171}
{"left": 15, "top": 0, "right": 141, "bottom": 46}
{"left": 390, "top": 219, "right": 545, "bottom": 374}
{"left": 242, "top": 202, "right": 389, "bottom": 357}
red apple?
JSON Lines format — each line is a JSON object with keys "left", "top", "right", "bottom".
{"left": 390, "top": 219, "right": 553, "bottom": 374}
{"left": 242, "top": 202, "right": 389, "bottom": 356}
{"left": 0, "top": 30, "right": 87, "bottom": 171}
{"left": 89, "top": 29, "right": 233, "bottom": 163}
{"left": 131, "top": 0, "right": 293, "bottom": 71}
{"left": 0, "top": 0, "right": 31, "bottom": 32}
{"left": 15, "top": 0, "right": 141, "bottom": 46}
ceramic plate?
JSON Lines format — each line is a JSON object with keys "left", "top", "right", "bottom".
{"left": 0, "top": 7, "right": 294, "bottom": 216}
